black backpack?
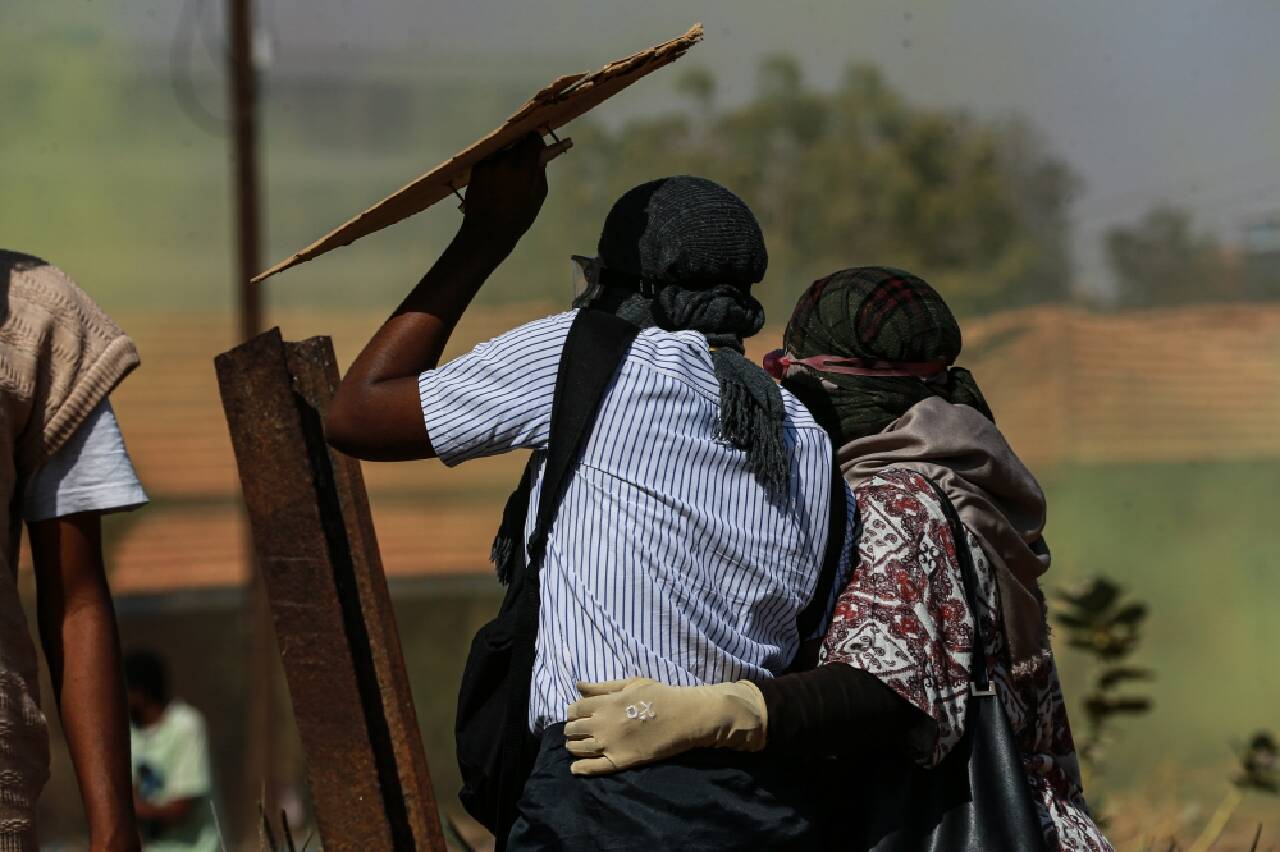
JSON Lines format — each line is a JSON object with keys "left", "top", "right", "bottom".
{"left": 454, "top": 308, "right": 849, "bottom": 844}
{"left": 455, "top": 308, "right": 639, "bottom": 841}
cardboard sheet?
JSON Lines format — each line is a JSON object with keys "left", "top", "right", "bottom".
{"left": 253, "top": 23, "right": 704, "bottom": 284}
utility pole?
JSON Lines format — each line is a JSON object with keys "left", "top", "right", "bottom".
{"left": 227, "top": 0, "right": 275, "bottom": 843}
{"left": 229, "top": 0, "right": 262, "bottom": 341}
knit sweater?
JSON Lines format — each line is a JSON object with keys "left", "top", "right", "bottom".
{"left": 0, "top": 250, "right": 140, "bottom": 849}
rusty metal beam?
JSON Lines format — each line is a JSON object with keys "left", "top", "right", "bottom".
{"left": 215, "top": 328, "right": 445, "bottom": 851}
{"left": 284, "top": 336, "right": 446, "bottom": 851}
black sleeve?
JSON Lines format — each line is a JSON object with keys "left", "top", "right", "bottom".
{"left": 754, "top": 663, "right": 938, "bottom": 761}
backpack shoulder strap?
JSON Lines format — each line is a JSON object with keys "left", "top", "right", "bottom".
{"left": 494, "top": 309, "right": 639, "bottom": 844}
{"left": 795, "top": 461, "right": 851, "bottom": 641}
{"left": 524, "top": 309, "right": 639, "bottom": 572}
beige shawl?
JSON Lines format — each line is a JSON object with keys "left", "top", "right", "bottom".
{"left": 839, "top": 397, "right": 1051, "bottom": 670}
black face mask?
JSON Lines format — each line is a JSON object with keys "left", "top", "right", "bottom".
{"left": 782, "top": 372, "right": 844, "bottom": 440}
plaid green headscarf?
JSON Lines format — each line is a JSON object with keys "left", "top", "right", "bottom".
{"left": 781, "top": 266, "right": 993, "bottom": 440}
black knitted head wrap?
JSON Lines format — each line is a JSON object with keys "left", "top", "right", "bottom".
{"left": 574, "top": 176, "right": 788, "bottom": 496}
{"left": 781, "top": 266, "right": 994, "bottom": 441}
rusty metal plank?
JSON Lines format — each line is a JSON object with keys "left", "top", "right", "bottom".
{"left": 284, "top": 335, "right": 446, "bottom": 852}
{"left": 214, "top": 329, "right": 403, "bottom": 850}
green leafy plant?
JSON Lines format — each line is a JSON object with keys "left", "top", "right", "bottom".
{"left": 1234, "top": 731, "right": 1278, "bottom": 795}
{"left": 1054, "top": 577, "right": 1155, "bottom": 768}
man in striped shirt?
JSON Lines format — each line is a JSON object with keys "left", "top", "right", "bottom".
{"left": 326, "top": 135, "right": 852, "bottom": 849}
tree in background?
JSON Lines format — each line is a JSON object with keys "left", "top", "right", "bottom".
{"left": 0, "top": 36, "right": 1083, "bottom": 316}
{"left": 534, "top": 58, "right": 1080, "bottom": 317}
{"left": 1104, "top": 205, "right": 1233, "bottom": 307}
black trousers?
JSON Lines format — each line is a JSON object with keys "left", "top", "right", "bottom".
{"left": 507, "top": 723, "right": 828, "bottom": 851}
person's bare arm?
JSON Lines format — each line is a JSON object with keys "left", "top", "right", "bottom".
{"left": 324, "top": 133, "right": 567, "bottom": 461}
{"left": 30, "top": 512, "right": 140, "bottom": 852}
{"left": 133, "top": 794, "right": 195, "bottom": 825}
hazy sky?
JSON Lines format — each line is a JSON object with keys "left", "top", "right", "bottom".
{"left": 41, "top": 1, "right": 1280, "bottom": 291}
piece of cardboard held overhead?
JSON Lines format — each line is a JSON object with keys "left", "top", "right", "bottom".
{"left": 252, "top": 23, "right": 704, "bottom": 284}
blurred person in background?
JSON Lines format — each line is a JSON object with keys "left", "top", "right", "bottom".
{"left": 566, "top": 268, "right": 1112, "bottom": 851}
{"left": 125, "top": 650, "right": 219, "bottom": 852}
{"left": 1, "top": 250, "right": 145, "bottom": 851}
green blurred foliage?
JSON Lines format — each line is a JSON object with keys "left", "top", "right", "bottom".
{"left": 1053, "top": 578, "right": 1155, "bottom": 773}
{"left": 1045, "top": 460, "right": 1280, "bottom": 794}
{"left": 532, "top": 60, "right": 1081, "bottom": 319}
{"left": 1105, "top": 205, "right": 1233, "bottom": 307}
{"left": 1, "top": 24, "right": 1081, "bottom": 318}
{"left": 1234, "top": 731, "right": 1277, "bottom": 794}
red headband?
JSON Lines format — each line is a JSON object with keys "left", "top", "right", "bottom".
{"left": 763, "top": 349, "right": 948, "bottom": 381}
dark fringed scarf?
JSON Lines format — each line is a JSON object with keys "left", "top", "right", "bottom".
{"left": 490, "top": 462, "right": 533, "bottom": 582}
{"left": 586, "top": 281, "right": 788, "bottom": 496}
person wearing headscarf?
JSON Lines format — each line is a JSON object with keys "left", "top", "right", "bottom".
{"left": 327, "top": 136, "right": 855, "bottom": 851}
{"left": 565, "top": 267, "right": 1112, "bottom": 851}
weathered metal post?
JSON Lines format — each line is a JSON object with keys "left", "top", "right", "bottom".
{"left": 225, "top": 0, "right": 273, "bottom": 837}
{"left": 215, "top": 329, "right": 446, "bottom": 851}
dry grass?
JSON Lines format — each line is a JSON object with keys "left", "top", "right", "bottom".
{"left": 1104, "top": 794, "right": 1273, "bottom": 850}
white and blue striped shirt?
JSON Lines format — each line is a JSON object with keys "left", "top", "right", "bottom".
{"left": 420, "top": 310, "right": 855, "bottom": 732}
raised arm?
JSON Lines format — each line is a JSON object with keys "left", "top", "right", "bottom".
{"left": 324, "top": 133, "right": 567, "bottom": 461}
{"left": 30, "top": 512, "right": 140, "bottom": 852}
